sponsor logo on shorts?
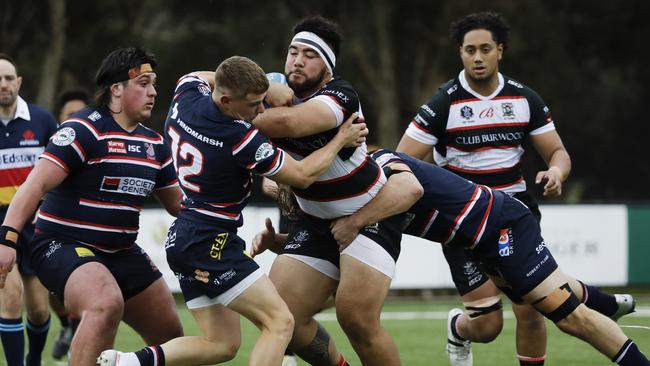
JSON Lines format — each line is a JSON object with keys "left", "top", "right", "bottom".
{"left": 75, "top": 247, "right": 94, "bottom": 257}
{"left": 100, "top": 176, "right": 155, "bottom": 196}
{"left": 45, "top": 240, "right": 62, "bottom": 258}
{"left": 526, "top": 254, "right": 550, "bottom": 278}
{"left": 498, "top": 228, "right": 513, "bottom": 257}
{"left": 214, "top": 269, "right": 236, "bottom": 285}
{"left": 209, "top": 233, "right": 228, "bottom": 259}
{"left": 363, "top": 222, "right": 380, "bottom": 234}
{"left": 285, "top": 230, "right": 308, "bottom": 250}
{"left": 535, "top": 240, "right": 547, "bottom": 255}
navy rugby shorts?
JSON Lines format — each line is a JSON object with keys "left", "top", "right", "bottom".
{"left": 472, "top": 196, "right": 558, "bottom": 303}
{"left": 165, "top": 218, "right": 260, "bottom": 307}
{"left": 29, "top": 234, "right": 162, "bottom": 303}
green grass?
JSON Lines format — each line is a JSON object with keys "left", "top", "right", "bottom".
{"left": 2, "top": 297, "right": 650, "bottom": 365}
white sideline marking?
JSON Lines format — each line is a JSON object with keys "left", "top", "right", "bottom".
{"left": 314, "top": 307, "right": 650, "bottom": 322}
{"left": 621, "top": 325, "right": 650, "bottom": 331}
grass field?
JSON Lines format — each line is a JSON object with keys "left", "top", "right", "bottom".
{"left": 2, "top": 295, "right": 650, "bottom": 365}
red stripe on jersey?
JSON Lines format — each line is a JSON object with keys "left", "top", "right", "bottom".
{"left": 446, "top": 122, "right": 528, "bottom": 132}
{"left": 316, "top": 156, "right": 369, "bottom": 184}
{"left": 88, "top": 155, "right": 162, "bottom": 166}
{"left": 0, "top": 166, "right": 32, "bottom": 186}
{"left": 72, "top": 139, "right": 87, "bottom": 160}
{"left": 232, "top": 129, "right": 256, "bottom": 153}
{"left": 38, "top": 211, "right": 139, "bottom": 231}
{"left": 445, "top": 163, "right": 519, "bottom": 175}
{"left": 492, "top": 95, "right": 526, "bottom": 101}
{"left": 471, "top": 186, "right": 494, "bottom": 244}
{"left": 489, "top": 177, "right": 525, "bottom": 190}
{"left": 79, "top": 198, "right": 144, "bottom": 210}
{"left": 444, "top": 186, "right": 481, "bottom": 243}
{"left": 259, "top": 150, "right": 282, "bottom": 175}
{"left": 409, "top": 120, "right": 431, "bottom": 133}
{"left": 451, "top": 97, "right": 481, "bottom": 105}
{"left": 41, "top": 153, "right": 70, "bottom": 173}
{"left": 297, "top": 166, "right": 382, "bottom": 202}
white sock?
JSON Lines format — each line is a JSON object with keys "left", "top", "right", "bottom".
{"left": 116, "top": 352, "right": 142, "bottom": 366}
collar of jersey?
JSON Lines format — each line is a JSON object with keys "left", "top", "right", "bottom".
{"left": 458, "top": 70, "right": 504, "bottom": 100}
{"left": 11, "top": 96, "right": 31, "bottom": 122}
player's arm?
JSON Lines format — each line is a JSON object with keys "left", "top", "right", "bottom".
{"left": 250, "top": 217, "right": 288, "bottom": 257}
{"left": 154, "top": 186, "right": 183, "bottom": 217}
{"left": 330, "top": 162, "right": 423, "bottom": 248}
{"left": 396, "top": 134, "right": 434, "bottom": 160}
{"left": 253, "top": 99, "right": 338, "bottom": 138}
{"left": 0, "top": 159, "right": 68, "bottom": 281}
{"left": 261, "top": 177, "right": 279, "bottom": 200}
{"left": 269, "top": 112, "right": 366, "bottom": 189}
{"left": 530, "top": 130, "right": 571, "bottom": 197}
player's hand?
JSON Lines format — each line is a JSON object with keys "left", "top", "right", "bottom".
{"left": 0, "top": 246, "right": 17, "bottom": 288}
{"left": 330, "top": 216, "right": 361, "bottom": 251}
{"left": 265, "top": 83, "right": 294, "bottom": 107}
{"left": 336, "top": 113, "right": 368, "bottom": 148}
{"left": 194, "top": 269, "right": 209, "bottom": 283}
{"left": 535, "top": 167, "right": 563, "bottom": 197}
{"left": 251, "top": 217, "right": 281, "bottom": 257}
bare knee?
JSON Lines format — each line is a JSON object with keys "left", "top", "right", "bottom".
{"left": 513, "top": 305, "right": 546, "bottom": 333}
{"left": 466, "top": 312, "right": 503, "bottom": 343}
{"left": 336, "top": 305, "right": 377, "bottom": 343}
{"left": 267, "top": 306, "right": 294, "bottom": 340}
{"left": 25, "top": 305, "right": 50, "bottom": 325}
{"left": 83, "top": 295, "right": 124, "bottom": 329}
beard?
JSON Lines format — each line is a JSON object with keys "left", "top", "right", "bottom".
{"left": 0, "top": 93, "right": 17, "bottom": 108}
{"left": 287, "top": 68, "right": 327, "bottom": 97}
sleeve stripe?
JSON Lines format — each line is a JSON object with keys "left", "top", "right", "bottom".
{"left": 71, "top": 140, "right": 87, "bottom": 162}
{"left": 310, "top": 95, "right": 345, "bottom": 126}
{"left": 232, "top": 129, "right": 259, "bottom": 155}
{"left": 529, "top": 122, "right": 556, "bottom": 136}
{"left": 261, "top": 150, "right": 285, "bottom": 176}
{"left": 405, "top": 122, "right": 438, "bottom": 145}
{"left": 40, "top": 153, "right": 70, "bottom": 173}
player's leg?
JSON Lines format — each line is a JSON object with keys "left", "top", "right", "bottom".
{"left": 122, "top": 277, "right": 183, "bottom": 344}
{"left": 64, "top": 262, "right": 125, "bottom": 366}
{"left": 0, "top": 266, "right": 25, "bottom": 366}
{"left": 270, "top": 255, "right": 343, "bottom": 366}
{"left": 511, "top": 303, "right": 547, "bottom": 366}
{"left": 523, "top": 270, "right": 649, "bottom": 365}
{"left": 337, "top": 252, "right": 398, "bottom": 365}
{"left": 50, "top": 293, "right": 76, "bottom": 359}
{"left": 22, "top": 274, "right": 51, "bottom": 366}
{"left": 441, "top": 245, "right": 502, "bottom": 366}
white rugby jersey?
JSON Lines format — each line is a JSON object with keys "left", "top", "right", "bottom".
{"left": 405, "top": 70, "right": 555, "bottom": 193}
{"left": 272, "top": 77, "right": 385, "bottom": 219}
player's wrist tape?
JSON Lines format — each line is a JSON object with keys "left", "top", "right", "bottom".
{"left": 0, "top": 226, "right": 19, "bottom": 250}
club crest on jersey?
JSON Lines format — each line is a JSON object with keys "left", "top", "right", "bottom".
{"left": 52, "top": 127, "right": 76, "bottom": 146}
{"left": 255, "top": 143, "right": 274, "bottom": 162}
{"left": 460, "top": 105, "right": 474, "bottom": 120}
{"left": 501, "top": 102, "right": 515, "bottom": 119}
{"left": 144, "top": 142, "right": 156, "bottom": 160}
{"left": 498, "top": 228, "right": 513, "bottom": 257}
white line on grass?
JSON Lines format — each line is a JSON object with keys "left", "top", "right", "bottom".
{"left": 314, "top": 307, "right": 650, "bottom": 322}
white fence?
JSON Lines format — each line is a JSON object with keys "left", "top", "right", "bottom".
{"left": 136, "top": 205, "right": 628, "bottom": 293}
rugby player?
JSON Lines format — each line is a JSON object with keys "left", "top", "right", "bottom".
{"left": 0, "top": 53, "right": 56, "bottom": 366}
{"left": 0, "top": 47, "right": 184, "bottom": 366}
{"left": 252, "top": 16, "right": 407, "bottom": 365}
{"left": 396, "top": 11, "right": 634, "bottom": 366}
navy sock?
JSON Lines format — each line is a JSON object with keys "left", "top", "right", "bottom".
{"left": 25, "top": 316, "right": 50, "bottom": 366}
{"left": 135, "top": 345, "right": 165, "bottom": 366}
{"left": 613, "top": 339, "right": 650, "bottom": 365}
{"left": 0, "top": 317, "right": 25, "bottom": 366}
{"left": 580, "top": 281, "right": 618, "bottom": 317}
{"left": 450, "top": 313, "right": 467, "bottom": 341}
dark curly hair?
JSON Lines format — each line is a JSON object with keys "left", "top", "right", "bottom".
{"left": 450, "top": 12, "right": 510, "bottom": 50}
{"left": 293, "top": 15, "right": 343, "bottom": 58}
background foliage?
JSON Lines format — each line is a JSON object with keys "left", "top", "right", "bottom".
{"left": 2, "top": 0, "right": 648, "bottom": 202}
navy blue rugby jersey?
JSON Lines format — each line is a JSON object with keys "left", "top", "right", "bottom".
{"left": 165, "top": 74, "right": 285, "bottom": 227}
{"left": 37, "top": 107, "right": 178, "bottom": 251}
{"left": 370, "top": 149, "right": 505, "bottom": 249}
{"left": 404, "top": 71, "right": 555, "bottom": 194}
{"left": 272, "top": 77, "right": 385, "bottom": 219}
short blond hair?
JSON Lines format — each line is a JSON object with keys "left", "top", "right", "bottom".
{"left": 215, "top": 56, "right": 269, "bottom": 99}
